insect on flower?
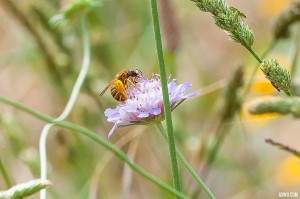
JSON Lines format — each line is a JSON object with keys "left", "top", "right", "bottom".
{"left": 99, "top": 69, "right": 143, "bottom": 102}
{"left": 104, "top": 74, "right": 201, "bottom": 137}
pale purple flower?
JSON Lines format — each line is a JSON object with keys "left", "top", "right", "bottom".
{"left": 104, "top": 75, "right": 200, "bottom": 137}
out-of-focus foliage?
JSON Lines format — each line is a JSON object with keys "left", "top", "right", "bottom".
{"left": 0, "top": 0, "right": 300, "bottom": 198}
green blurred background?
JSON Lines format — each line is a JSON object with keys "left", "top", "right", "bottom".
{"left": 0, "top": 0, "right": 299, "bottom": 198}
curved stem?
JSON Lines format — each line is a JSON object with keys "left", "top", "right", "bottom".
{"left": 0, "top": 96, "right": 189, "bottom": 199}
{"left": 156, "top": 123, "right": 216, "bottom": 199}
{"left": 39, "top": 17, "right": 90, "bottom": 199}
{"left": 150, "top": 0, "right": 181, "bottom": 193}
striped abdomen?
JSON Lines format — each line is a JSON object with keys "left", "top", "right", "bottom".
{"left": 110, "top": 80, "right": 128, "bottom": 102}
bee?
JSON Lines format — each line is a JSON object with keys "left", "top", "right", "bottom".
{"left": 99, "top": 69, "right": 143, "bottom": 102}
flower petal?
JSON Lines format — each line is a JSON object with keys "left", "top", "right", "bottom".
{"left": 168, "top": 81, "right": 177, "bottom": 94}
{"left": 137, "top": 112, "right": 149, "bottom": 118}
{"left": 108, "top": 123, "right": 118, "bottom": 138}
{"left": 149, "top": 107, "right": 161, "bottom": 115}
{"left": 184, "top": 91, "right": 201, "bottom": 98}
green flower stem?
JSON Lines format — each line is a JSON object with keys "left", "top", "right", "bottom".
{"left": 156, "top": 123, "right": 216, "bottom": 199}
{"left": 0, "top": 159, "right": 12, "bottom": 188}
{"left": 0, "top": 96, "right": 189, "bottom": 199}
{"left": 150, "top": 0, "right": 181, "bottom": 193}
{"left": 243, "top": 44, "right": 262, "bottom": 63}
{"left": 39, "top": 17, "right": 90, "bottom": 199}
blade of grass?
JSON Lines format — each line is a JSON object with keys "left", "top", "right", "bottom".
{"left": 156, "top": 122, "right": 216, "bottom": 199}
{"left": 0, "top": 96, "right": 189, "bottom": 199}
{"left": 150, "top": 0, "right": 181, "bottom": 193}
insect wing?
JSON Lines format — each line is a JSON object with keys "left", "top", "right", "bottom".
{"left": 99, "top": 79, "right": 116, "bottom": 96}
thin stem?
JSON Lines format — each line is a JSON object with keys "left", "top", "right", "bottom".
{"left": 0, "top": 159, "right": 12, "bottom": 188}
{"left": 156, "top": 123, "right": 216, "bottom": 199}
{"left": 266, "top": 138, "right": 300, "bottom": 157}
{"left": 244, "top": 45, "right": 263, "bottom": 63}
{"left": 242, "top": 40, "right": 278, "bottom": 97}
{"left": 150, "top": 0, "right": 181, "bottom": 193}
{"left": 234, "top": 33, "right": 263, "bottom": 63}
{"left": 0, "top": 96, "right": 189, "bottom": 199}
{"left": 39, "top": 17, "right": 90, "bottom": 199}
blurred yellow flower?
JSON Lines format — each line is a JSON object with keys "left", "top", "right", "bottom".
{"left": 241, "top": 54, "right": 291, "bottom": 128}
{"left": 241, "top": 75, "right": 277, "bottom": 128}
{"left": 276, "top": 156, "right": 300, "bottom": 187}
{"left": 241, "top": 96, "right": 278, "bottom": 128}
{"left": 249, "top": 74, "right": 276, "bottom": 95}
{"left": 257, "top": 0, "right": 292, "bottom": 17}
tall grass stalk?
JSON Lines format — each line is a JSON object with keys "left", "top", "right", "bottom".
{"left": 150, "top": 0, "right": 181, "bottom": 193}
